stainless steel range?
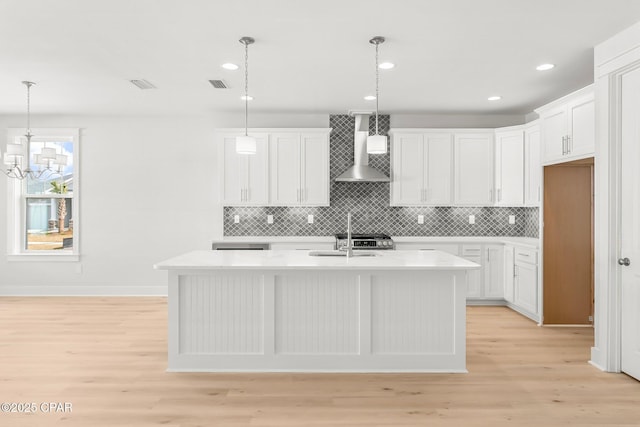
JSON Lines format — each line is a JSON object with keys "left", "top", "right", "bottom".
{"left": 335, "top": 233, "right": 395, "bottom": 250}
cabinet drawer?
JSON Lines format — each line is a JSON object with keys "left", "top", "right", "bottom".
{"left": 515, "top": 247, "right": 537, "bottom": 265}
{"left": 462, "top": 245, "right": 482, "bottom": 258}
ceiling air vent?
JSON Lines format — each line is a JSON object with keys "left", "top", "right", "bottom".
{"left": 129, "top": 79, "right": 157, "bottom": 90}
{"left": 209, "top": 79, "right": 228, "bottom": 89}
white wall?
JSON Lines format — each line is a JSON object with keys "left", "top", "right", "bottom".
{"left": 0, "top": 113, "right": 328, "bottom": 295}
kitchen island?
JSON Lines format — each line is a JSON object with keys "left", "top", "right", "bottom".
{"left": 154, "top": 250, "right": 479, "bottom": 372}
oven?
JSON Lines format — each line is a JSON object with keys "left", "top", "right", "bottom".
{"left": 334, "top": 233, "right": 395, "bottom": 250}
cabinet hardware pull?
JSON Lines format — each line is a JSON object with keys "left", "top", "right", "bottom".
{"left": 498, "top": 189, "right": 502, "bottom": 202}
{"left": 567, "top": 135, "right": 572, "bottom": 154}
{"left": 561, "top": 136, "right": 565, "bottom": 155}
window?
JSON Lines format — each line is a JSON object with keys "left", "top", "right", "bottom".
{"left": 6, "top": 128, "right": 80, "bottom": 261}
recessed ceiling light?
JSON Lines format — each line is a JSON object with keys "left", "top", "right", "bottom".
{"left": 240, "top": 95, "right": 253, "bottom": 101}
{"left": 488, "top": 96, "right": 502, "bottom": 101}
{"left": 379, "top": 62, "right": 395, "bottom": 69}
{"left": 364, "top": 95, "right": 376, "bottom": 101}
{"left": 536, "top": 63, "right": 555, "bottom": 71}
{"left": 222, "top": 63, "right": 239, "bottom": 70}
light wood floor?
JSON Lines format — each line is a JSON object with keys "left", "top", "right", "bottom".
{"left": 0, "top": 298, "right": 638, "bottom": 427}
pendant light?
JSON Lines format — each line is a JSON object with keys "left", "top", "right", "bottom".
{"left": 2, "top": 81, "right": 67, "bottom": 180}
{"left": 366, "top": 36, "right": 388, "bottom": 154}
{"left": 236, "top": 37, "right": 257, "bottom": 155}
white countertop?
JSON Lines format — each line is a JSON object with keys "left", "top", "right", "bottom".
{"left": 155, "top": 250, "right": 481, "bottom": 271}
{"left": 215, "top": 236, "right": 539, "bottom": 248}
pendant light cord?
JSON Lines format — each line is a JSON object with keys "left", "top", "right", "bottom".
{"left": 26, "top": 82, "right": 31, "bottom": 135}
{"left": 244, "top": 41, "right": 249, "bottom": 137}
{"left": 375, "top": 41, "right": 380, "bottom": 136}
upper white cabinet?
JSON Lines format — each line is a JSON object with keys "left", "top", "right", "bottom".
{"left": 390, "top": 132, "right": 452, "bottom": 206}
{"left": 537, "top": 85, "right": 595, "bottom": 165}
{"left": 270, "top": 131, "right": 330, "bottom": 206}
{"left": 523, "top": 122, "right": 541, "bottom": 206}
{"left": 454, "top": 132, "right": 494, "bottom": 205}
{"left": 494, "top": 129, "right": 524, "bottom": 206}
{"left": 220, "top": 132, "right": 269, "bottom": 206}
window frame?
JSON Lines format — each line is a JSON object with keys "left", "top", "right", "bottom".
{"left": 6, "top": 128, "right": 80, "bottom": 261}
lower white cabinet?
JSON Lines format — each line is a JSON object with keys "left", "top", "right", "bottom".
{"left": 503, "top": 245, "right": 515, "bottom": 303}
{"left": 484, "top": 244, "right": 505, "bottom": 298}
{"left": 514, "top": 247, "right": 539, "bottom": 316}
{"left": 461, "top": 245, "right": 483, "bottom": 298}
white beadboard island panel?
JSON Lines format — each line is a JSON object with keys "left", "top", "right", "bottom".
{"left": 156, "top": 250, "right": 475, "bottom": 372}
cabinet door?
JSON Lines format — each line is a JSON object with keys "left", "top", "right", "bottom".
{"left": 524, "top": 125, "right": 541, "bottom": 206}
{"left": 270, "top": 133, "right": 301, "bottom": 205}
{"left": 515, "top": 262, "right": 538, "bottom": 314}
{"left": 541, "top": 107, "right": 567, "bottom": 164}
{"left": 425, "top": 133, "right": 453, "bottom": 205}
{"left": 462, "top": 245, "right": 483, "bottom": 298}
{"left": 245, "top": 134, "right": 269, "bottom": 205}
{"left": 391, "top": 133, "right": 424, "bottom": 205}
{"left": 454, "top": 133, "right": 494, "bottom": 205}
{"left": 301, "top": 133, "right": 329, "bottom": 206}
{"left": 503, "top": 246, "right": 515, "bottom": 303}
{"left": 484, "top": 245, "right": 504, "bottom": 298}
{"left": 568, "top": 97, "right": 595, "bottom": 158}
{"left": 222, "top": 135, "right": 246, "bottom": 205}
{"left": 495, "top": 130, "right": 524, "bottom": 206}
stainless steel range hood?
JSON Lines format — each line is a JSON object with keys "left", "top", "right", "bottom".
{"left": 335, "top": 113, "right": 390, "bottom": 182}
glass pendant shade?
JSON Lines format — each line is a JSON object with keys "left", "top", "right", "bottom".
{"left": 367, "top": 134, "right": 387, "bottom": 154}
{"left": 236, "top": 135, "right": 257, "bottom": 155}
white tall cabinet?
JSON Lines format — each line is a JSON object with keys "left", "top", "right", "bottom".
{"left": 390, "top": 132, "right": 452, "bottom": 205}
{"left": 270, "top": 131, "right": 330, "bottom": 206}
{"left": 220, "top": 132, "right": 269, "bottom": 205}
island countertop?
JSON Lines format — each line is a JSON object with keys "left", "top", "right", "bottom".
{"left": 154, "top": 249, "right": 480, "bottom": 271}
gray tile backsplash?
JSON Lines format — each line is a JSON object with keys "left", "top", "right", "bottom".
{"left": 223, "top": 115, "right": 539, "bottom": 238}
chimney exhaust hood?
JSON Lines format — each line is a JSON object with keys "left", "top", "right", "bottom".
{"left": 335, "top": 113, "right": 390, "bottom": 182}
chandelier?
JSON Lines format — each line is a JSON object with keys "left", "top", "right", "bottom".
{"left": 2, "top": 81, "right": 67, "bottom": 180}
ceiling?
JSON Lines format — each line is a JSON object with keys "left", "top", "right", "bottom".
{"left": 2, "top": 0, "right": 640, "bottom": 117}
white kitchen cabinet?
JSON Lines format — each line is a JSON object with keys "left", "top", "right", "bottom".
{"left": 394, "top": 242, "right": 459, "bottom": 255}
{"left": 270, "top": 131, "right": 330, "bottom": 206}
{"left": 524, "top": 123, "right": 541, "bottom": 206}
{"left": 461, "top": 245, "right": 483, "bottom": 298}
{"left": 537, "top": 85, "right": 594, "bottom": 165}
{"left": 503, "top": 245, "right": 515, "bottom": 303}
{"left": 484, "top": 244, "right": 505, "bottom": 298}
{"left": 390, "top": 132, "right": 452, "bottom": 206}
{"left": 220, "top": 132, "right": 269, "bottom": 205}
{"left": 454, "top": 133, "right": 494, "bottom": 205}
{"left": 494, "top": 129, "right": 524, "bottom": 206}
{"left": 513, "top": 246, "right": 539, "bottom": 318}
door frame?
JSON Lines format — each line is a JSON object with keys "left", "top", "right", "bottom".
{"left": 593, "top": 52, "right": 640, "bottom": 373}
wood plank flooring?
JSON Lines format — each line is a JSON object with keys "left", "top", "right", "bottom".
{"left": 0, "top": 298, "right": 638, "bottom": 427}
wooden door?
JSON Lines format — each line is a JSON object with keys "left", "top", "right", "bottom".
{"left": 543, "top": 159, "right": 593, "bottom": 324}
{"left": 620, "top": 65, "right": 640, "bottom": 381}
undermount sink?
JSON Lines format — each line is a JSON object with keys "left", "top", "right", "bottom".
{"left": 308, "top": 250, "right": 377, "bottom": 257}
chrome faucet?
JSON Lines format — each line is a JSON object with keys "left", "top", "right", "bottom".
{"left": 339, "top": 212, "right": 354, "bottom": 257}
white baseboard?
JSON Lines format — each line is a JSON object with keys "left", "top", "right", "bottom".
{"left": 466, "top": 299, "right": 507, "bottom": 306}
{"left": 0, "top": 284, "right": 167, "bottom": 296}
